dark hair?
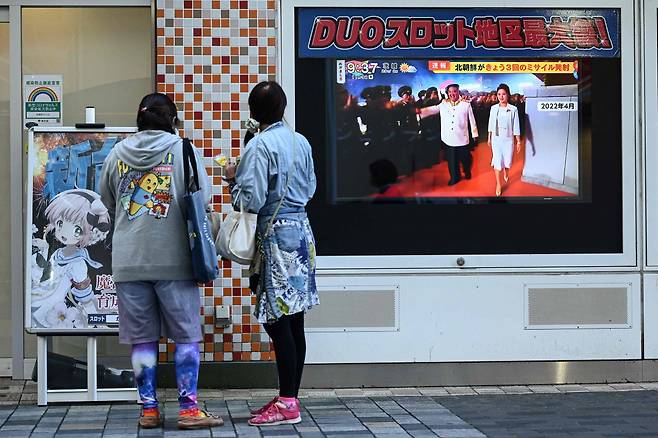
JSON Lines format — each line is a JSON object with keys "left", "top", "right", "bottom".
{"left": 360, "top": 86, "right": 374, "bottom": 100}
{"left": 369, "top": 159, "right": 399, "bottom": 188}
{"left": 446, "top": 83, "right": 460, "bottom": 92}
{"left": 496, "top": 83, "right": 511, "bottom": 97}
{"left": 248, "top": 81, "right": 287, "bottom": 125}
{"left": 398, "top": 85, "right": 412, "bottom": 98}
{"left": 136, "top": 92, "right": 179, "bottom": 134}
{"left": 244, "top": 130, "right": 255, "bottom": 146}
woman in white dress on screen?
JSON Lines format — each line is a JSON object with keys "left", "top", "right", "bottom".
{"left": 487, "top": 83, "right": 521, "bottom": 197}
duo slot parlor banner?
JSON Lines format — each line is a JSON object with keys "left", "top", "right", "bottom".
{"left": 298, "top": 8, "right": 620, "bottom": 58}
{"left": 26, "top": 128, "right": 136, "bottom": 333}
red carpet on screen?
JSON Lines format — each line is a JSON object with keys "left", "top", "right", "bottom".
{"left": 381, "top": 140, "right": 574, "bottom": 198}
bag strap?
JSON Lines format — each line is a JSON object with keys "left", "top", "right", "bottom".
{"left": 182, "top": 137, "right": 200, "bottom": 194}
{"left": 263, "top": 129, "right": 298, "bottom": 237}
{"left": 235, "top": 187, "right": 246, "bottom": 212}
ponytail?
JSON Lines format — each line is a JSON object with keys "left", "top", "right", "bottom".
{"left": 136, "top": 93, "right": 179, "bottom": 134}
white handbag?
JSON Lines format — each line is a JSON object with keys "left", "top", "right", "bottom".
{"left": 218, "top": 129, "right": 298, "bottom": 265}
{"left": 216, "top": 196, "right": 258, "bottom": 265}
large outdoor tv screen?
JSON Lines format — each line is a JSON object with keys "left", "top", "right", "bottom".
{"left": 330, "top": 58, "right": 591, "bottom": 203}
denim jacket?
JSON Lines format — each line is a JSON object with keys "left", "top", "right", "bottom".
{"left": 231, "top": 122, "right": 317, "bottom": 219}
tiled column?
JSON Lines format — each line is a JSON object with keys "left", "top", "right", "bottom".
{"left": 155, "top": 0, "right": 277, "bottom": 362}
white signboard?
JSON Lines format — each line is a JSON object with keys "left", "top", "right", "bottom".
{"left": 24, "top": 75, "right": 63, "bottom": 126}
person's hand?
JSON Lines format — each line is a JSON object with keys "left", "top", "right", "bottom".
{"left": 487, "top": 139, "right": 492, "bottom": 148}
{"left": 224, "top": 163, "right": 237, "bottom": 180}
{"left": 516, "top": 142, "right": 521, "bottom": 153}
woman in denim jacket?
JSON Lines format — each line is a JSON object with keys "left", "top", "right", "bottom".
{"left": 225, "top": 81, "right": 319, "bottom": 426}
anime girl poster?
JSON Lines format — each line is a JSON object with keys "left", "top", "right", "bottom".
{"left": 27, "top": 128, "right": 135, "bottom": 332}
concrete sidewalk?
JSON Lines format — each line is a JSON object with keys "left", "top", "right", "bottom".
{"left": 1, "top": 379, "right": 658, "bottom": 437}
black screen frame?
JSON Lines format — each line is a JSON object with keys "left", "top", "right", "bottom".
{"left": 295, "top": 9, "right": 623, "bottom": 257}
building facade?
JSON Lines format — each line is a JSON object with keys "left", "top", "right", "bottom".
{"left": 2, "top": 0, "right": 657, "bottom": 387}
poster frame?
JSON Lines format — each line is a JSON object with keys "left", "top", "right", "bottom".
{"left": 25, "top": 126, "right": 136, "bottom": 334}
{"left": 279, "top": 0, "right": 638, "bottom": 271}
{"left": 644, "top": 0, "right": 658, "bottom": 268}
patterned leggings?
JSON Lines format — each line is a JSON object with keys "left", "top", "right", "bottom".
{"left": 131, "top": 342, "right": 200, "bottom": 410}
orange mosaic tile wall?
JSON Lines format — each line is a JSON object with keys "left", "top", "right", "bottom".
{"left": 155, "top": 0, "right": 277, "bottom": 362}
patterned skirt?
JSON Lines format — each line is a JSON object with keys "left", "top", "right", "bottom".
{"left": 253, "top": 212, "right": 319, "bottom": 323}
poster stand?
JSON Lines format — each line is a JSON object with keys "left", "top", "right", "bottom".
{"left": 36, "top": 335, "right": 138, "bottom": 406}
{"left": 26, "top": 127, "right": 139, "bottom": 406}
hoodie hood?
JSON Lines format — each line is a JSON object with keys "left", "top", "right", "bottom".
{"left": 114, "top": 130, "right": 181, "bottom": 170}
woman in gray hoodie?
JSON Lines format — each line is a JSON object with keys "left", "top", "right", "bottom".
{"left": 99, "top": 93, "right": 222, "bottom": 430}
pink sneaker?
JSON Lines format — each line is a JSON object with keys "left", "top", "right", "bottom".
{"left": 248, "top": 400, "right": 301, "bottom": 426}
{"left": 250, "top": 397, "right": 301, "bottom": 417}
{"left": 250, "top": 396, "right": 278, "bottom": 416}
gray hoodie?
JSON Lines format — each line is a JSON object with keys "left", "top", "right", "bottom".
{"left": 99, "top": 130, "right": 211, "bottom": 282}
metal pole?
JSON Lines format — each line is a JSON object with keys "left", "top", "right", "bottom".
{"left": 9, "top": 3, "right": 24, "bottom": 380}
{"left": 36, "top": 336, "right": 47, "bottom": 405}
{"left": 87, "top": 336, "right": 98, "bottom": 401}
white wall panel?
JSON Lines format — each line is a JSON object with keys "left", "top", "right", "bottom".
{"left": 645, "top": 1, "right": 658, "bottom": 268}
{"left": 306, "top": 273, "right": 641, "bottom": 363}
{"left": 644, "top": 274, "right": 658, "bottom": 358}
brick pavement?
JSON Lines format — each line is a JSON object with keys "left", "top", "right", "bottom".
{"left": 1, "top": 379, "right": 658, "bottom": 436}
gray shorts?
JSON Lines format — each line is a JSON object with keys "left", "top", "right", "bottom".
{"left": 116, "top": 280, "right": 202, "bottom": 344}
